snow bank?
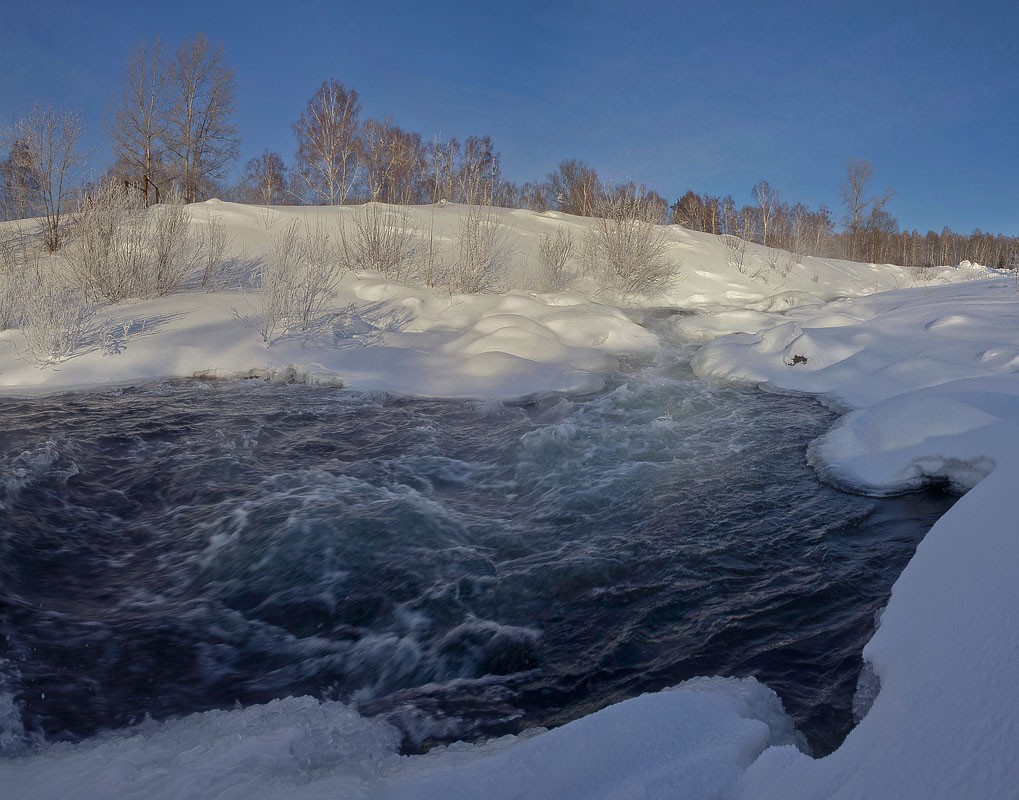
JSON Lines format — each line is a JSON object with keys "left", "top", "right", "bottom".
{"left": 0, "top": 286, "right": 659, "bottom": 400}
{"left": 688, "top": 279, "right": 1016, "bottom": 408}
{"left": 680, "top": 276, "right": 1019, "bottom": 798}
{"left": 0, "top": 201, "right": 990, "bottom": 400}
{"left": 0, "top": 678, "right": 802, "bottom": 800}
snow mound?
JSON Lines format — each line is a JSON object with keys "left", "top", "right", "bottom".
{"left": 679, "top": 277, "right": 1019, "bottom": 798}
{"left": 806, "top": 386, "right": 1014, "bottom": 494}
{"left": 0, "top": 678, "right": 801, "bottom": 800}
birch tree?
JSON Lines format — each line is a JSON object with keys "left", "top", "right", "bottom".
{"left": 360, "top": 118, "right": 425, "bottom": 204}
{"left": 752, "top": 180, "right": 779, "bottom": 247}
{"left": 457, "top": 135, "right": 500, "bottom": 204}
{"left": 106, "top": 37, "right": 172, "bottom": 206}
{"left": 840, "top": 158, "right": 894, "bottom": 260}
{"left": 6, "top": 104, "right": 87, "bottom": 250}
{"left": 292, "top": 79, "right": 361, "bottom": 205}
{"left": 427, "top": 137, "right": 459, "bottom": 202}
{"left": 546, "top": 159, "right": 599, "bottom": 217}
{"left": 241, "top": 150, "right": 288, "bottom": 205}
{"left": 169, "top": 32, "right": 240, "bottom": 203}
{"left": 0, "top": 138, "right": 42, "bottom": 221}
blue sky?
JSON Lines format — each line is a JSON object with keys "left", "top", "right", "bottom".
{"left": 1, "top": 0, "right": 1016, "bottom": 234}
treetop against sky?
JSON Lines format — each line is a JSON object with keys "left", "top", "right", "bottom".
{"left": 1, "top": 0, "right": 1017, "bottom": 234}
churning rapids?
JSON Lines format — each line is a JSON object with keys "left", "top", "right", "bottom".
{"left": 0, "top": 324, "right": 953, "bottom": 760}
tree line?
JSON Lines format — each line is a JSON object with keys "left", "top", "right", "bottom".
{"left": 670, "top": 162, "right": 1019, "bottom": 270}
{"left": 2, "top": 32, "right": 1018, "bottom": 269}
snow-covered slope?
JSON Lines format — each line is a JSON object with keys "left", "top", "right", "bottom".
{"left": 2, "top": 201, "right": 1017, "bottom": 798}
{"left": 0, "top": 200, "right": 986, "bottom": 398}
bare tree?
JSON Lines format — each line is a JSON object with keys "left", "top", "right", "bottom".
{"left": 546, "top": 159, "right": 599, "bottom": 216}
{"left": 292, "top": 79, "right": 362, "bottom": 205}
{"left": 671, "top": 190, "right": 702, "bottom": 230}
{"left": 0, "top": 139, "right": 42, "bottom": 221}
{"left": 840, "top": 158, "right": 872, "bottom": 257}
{"left": 457, "top": 135, "right": 500, "bottom": 204}
{"left": 752, "top": 180, "right": 780, "bottom": 247}
{"left": 518, "top": 180, "right": 549, "bottom": 212}
{"left": 360, "top": 119, "right": 426, "bottom": 204}
{"left": 427, "top": 137, "right": 459, "bottom": 202}
{"left": 6, "top": 104, "right": 87, "bottom": 250}
{"left": 840, "top": 158, "right": 894, "bottom": 260}
{"left": 106, "top": 37, "right": 172, "bottom": 206}
{"left": 169, "top": 32, "right": 240, "bottom": 203}
{"left": 241, "top": 150, "right": 288, "bottom": 205}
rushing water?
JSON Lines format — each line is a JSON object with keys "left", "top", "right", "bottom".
{"left": 0, "top": 328, "right": 953, "bottom": 759}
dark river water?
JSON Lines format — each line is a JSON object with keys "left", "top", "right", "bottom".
{"left": 0, "top": 333, "right": 953, "bottom": 758}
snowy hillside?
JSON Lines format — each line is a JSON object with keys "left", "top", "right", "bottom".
{"left": 1, "top": 201, "right": 1017, "bottom": 799}
{"left": 0, "top": 200, "right": 991, "bottom": 398}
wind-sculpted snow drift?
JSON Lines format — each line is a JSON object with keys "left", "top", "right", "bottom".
{"left": 1, "top": 202, "right": 1016, "bottom": 798}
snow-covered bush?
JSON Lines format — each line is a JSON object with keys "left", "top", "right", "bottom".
{"left": 537, "top": 226, "right": 575, "bottom": 291}
{"left": 150, "top": 189, "right": 199, "bottom": 295}
{"left": 584, "top": 186, "right": 675, "bottom": 299}
{"left": 197, "top": 215, "right": 235, "bottom": 289}
{"left": 339, "top": 202, "right": 416, "bottom": 281}
{"left": 912, "top": 264, "right": 936, "bottom": 283}
{"left": 63, "top": 180, "right": 198, "bottom": 301}
{"left": 0, "top": 229, "right": 27, "bottom": 330}
{"left": 250, "top": 220, "right": 338, "bottom": 344}
{"left": 449, "top": 203, "right": 511, "bottom": 293}
{"left": 721, "top": 231, "right": 748, "bottom": 275}
{"left": 417, "top": 204, "right": 444, "bottom": 288}
{"left": 18, "top": 249, "right": 95, "bottom": 364}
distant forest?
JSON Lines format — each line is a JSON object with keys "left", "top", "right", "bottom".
{"left": 2, "top": 32, "right": 1017, "bottom": 269}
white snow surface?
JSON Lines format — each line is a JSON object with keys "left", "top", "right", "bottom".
{"left": 0, "top": 201, "right": 978, "bottom": 399}
{"left": 0, "top": 678, "right": 803, "bottom": 800}
{"left": 2, "top": 201, "right": 1018, "bottom": 798}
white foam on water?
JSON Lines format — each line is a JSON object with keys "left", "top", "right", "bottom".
{"left": 0, "top": 439, "right": 79, "bottom": 511}
{"left": 0, "top": 659, "right": 29, "bottom": 757}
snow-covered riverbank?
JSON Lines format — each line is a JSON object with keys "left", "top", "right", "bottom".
{"left": 0, "top": 200, "right": 984, "bottom": 400}
{"left": 1, "top": 201, "right": 1016, "bottom": 798}
{"left": 687, "top": 277, "right": 1019, "bottom": 798}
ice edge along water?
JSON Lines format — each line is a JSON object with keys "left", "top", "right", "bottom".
{"left": 1, "top": 201, "right": 1017, "bottom": 799}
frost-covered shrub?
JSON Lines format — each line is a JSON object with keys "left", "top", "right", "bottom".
{"left": 19, "top": 254, "right": 95, "bottom": 364}
{"left": 63, "top": 180, "right": 198, "bottom": 301}
{"left": 449, "top": 203, "right": 511, "bottom": 293}
{"left": 150, "top": 189, "right": 199, "bottom": 295}
{"left": 0, "top": 230, "right": 28, "bottom": 330}
{"left": 584, "top": 185, "right": 675, "bottom": 299}
{"left": 537, "top": 226, "right": 575, "bottom": 291}
{"left": 339, "top": 202, "right": 416, "bottom": 281}
{"left": 250, "top": 220, "right": 338, "bottom": 344}
{"left": 417, "top": 204, "right": 445, "bottom": 288}
{"left": 912, "top": 264, "right": 936, "bottom": 283}
{"left": 197, "top": 215, "right": 236, "bottom": 289}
